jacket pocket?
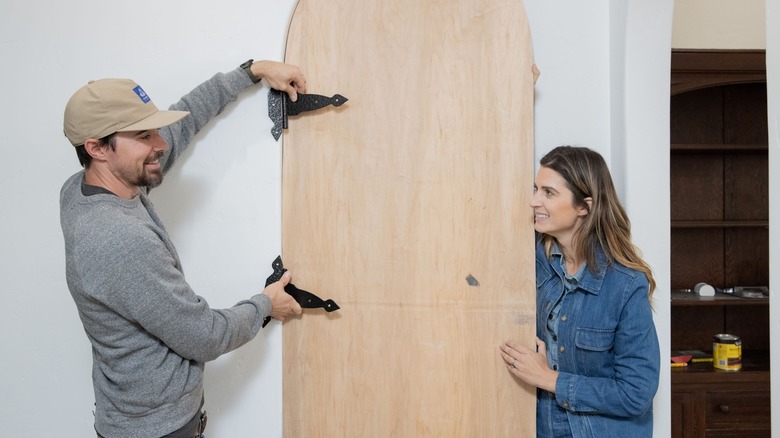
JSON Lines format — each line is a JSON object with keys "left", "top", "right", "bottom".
{"left": 575, "top": 328, "right": 615, "bottom": 351}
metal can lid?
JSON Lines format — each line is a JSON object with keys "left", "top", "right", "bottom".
{"left": 713, "top": 333, "right": 741, "bottom": 343}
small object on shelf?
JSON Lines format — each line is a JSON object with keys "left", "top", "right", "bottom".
{"left": 717, "top": 286, "right": 768, "bottom": 299}
{"left": 670, "top": 362, "right": 688, "bottom": 368}
{"left": 673, "top": 349, "right": 712, "bottom": 363}
{"left": 713, "top": 334, "right": 742, "bottom": 371}
{"left": 694, "top": 282, "right": 715, "bottom": 296}
{"left": 671, "top": 354, "right": 692, "bottom": 364}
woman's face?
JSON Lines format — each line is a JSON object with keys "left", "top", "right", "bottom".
{"left": 530, "top": 166, "right": 590, "bottom": 246}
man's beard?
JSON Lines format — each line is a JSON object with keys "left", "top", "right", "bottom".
{"left": 138, "top": 168, "right": 164, "bottom": 188}
{"left": 136, "top": 151, "right": 164, "bottom": 188}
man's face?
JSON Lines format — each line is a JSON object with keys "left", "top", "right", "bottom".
{"left": 107, "top": 130, "right": 168, "bottom": 190}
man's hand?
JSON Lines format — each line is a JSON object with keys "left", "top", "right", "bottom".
{"left": 262, "top": 271, "right": 303, "bottom": 321}
{"left": 250, "top": 60, "right": 307, "bottom": 102}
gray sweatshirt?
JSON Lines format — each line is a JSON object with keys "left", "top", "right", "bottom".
{"left": 60, "top": 68, "right": 272, "bottom": 438}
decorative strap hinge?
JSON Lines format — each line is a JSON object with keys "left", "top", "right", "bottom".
{"left": 262, "top": 255, "right": 341, "bottom": 327}
{"left": 268, "top": 89, "right": 348, "bottom": 140}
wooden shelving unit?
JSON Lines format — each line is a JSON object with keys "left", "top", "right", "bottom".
{"left": 669, "top": 50, "right": 770, "bottom": 438}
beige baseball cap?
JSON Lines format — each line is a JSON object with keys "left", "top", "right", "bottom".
{"left": 63, "top": 78, "right": 190, "bottom": 146}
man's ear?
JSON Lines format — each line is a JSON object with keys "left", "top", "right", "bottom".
{"left": 83, "top": 138, "right": 107, "bottom": 161}
{"left": 578, "top": 197, "right": 593, "bottom": 217}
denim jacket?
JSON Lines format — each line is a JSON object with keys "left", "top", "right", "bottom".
{"left": 535, "top": 241, "right": 660, "bottom": 438}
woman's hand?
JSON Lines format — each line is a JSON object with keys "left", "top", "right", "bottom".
{"left": 500, "top": 337, "right": 559, "bottom": 393}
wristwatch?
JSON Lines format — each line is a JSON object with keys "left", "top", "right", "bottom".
{"left": 240, "top": 59, "right": 262, "bottom": 84}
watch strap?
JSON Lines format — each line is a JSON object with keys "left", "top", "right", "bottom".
{"left": 240, "top": 59, "right": 261, "bottom": 84}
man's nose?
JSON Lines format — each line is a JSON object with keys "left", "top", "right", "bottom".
{"left": 151, "top": 131, "right": 169, "bottom": 151}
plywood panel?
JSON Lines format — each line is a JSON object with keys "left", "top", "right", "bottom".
{"left": 281, "top": 0, "right": 536, "bottom": 435}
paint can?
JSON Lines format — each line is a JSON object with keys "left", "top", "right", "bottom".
{"left": 712, "top": 334, "right": 742, "bottom": 371}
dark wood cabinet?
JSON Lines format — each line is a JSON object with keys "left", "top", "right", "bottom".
{"left": 670, "top": 50, "right": 770, "bottom": 437}
{"left": 671, "top": 292, "right": 770, "bottom": 437}
{"left": 672, "top": 366, "right": 771, "bottom": 437}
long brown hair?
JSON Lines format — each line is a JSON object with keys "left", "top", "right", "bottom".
{"left": 538, "top": 146, "right": 656, "bottom": 297}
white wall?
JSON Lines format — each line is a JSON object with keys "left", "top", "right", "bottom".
{"left": 0, "top": 0, "right": 297, "bottom": 436}
{"left": 615, "top": 3, "right": 674, "bottom": 437}
{"left": 673, "top": 0, "right": 766, "bottom": 49}
{"left": 0, "top": 0, "right": 674, "bottom": 436}
{"left": 766, "top": 1, "right": 780, "bottom": 436}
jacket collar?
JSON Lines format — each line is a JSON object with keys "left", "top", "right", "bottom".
{"left": 548, "top": 242, "right": 608, "bottom": 296}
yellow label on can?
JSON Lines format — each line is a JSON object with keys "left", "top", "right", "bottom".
{"left": 713, "top": 335, "right": 742, "bottom": 371}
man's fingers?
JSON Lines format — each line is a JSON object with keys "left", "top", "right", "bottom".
{"left": 286, "top": 87, "right": 298, "bottom": 102}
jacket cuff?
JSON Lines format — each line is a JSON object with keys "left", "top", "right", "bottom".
{"left": 555, "top": 372, "right": 575, "bottom": 411}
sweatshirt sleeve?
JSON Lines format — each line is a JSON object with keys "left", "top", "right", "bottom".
{"left": 158, "top": 67, "right": 255, "bottom": 174}
{"left": 80, "top": 211, "right": 272, "bottom": 363}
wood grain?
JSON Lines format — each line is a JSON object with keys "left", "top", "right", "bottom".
{"left": 280, "top": 0, "right": 537, "bottom": 435}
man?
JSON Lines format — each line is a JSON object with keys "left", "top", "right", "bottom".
{"left": 60, "top": 59, "right": 306, "bottom": 438}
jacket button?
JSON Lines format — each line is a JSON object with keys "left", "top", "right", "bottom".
{"left": 563, "top": 401, "right": 570, "bottom": 408}
{"left": 559, "top": 346, "right": 565, "bottom": 352}
{"left": 561, "top": 315, "right": 568, "bottom": 321}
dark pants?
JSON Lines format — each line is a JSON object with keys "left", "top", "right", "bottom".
{"left": 96, "top": 410, "right": 207, "bottom": 438}
{"left": 162, "top": 410, "right": 207, "bottom": 438}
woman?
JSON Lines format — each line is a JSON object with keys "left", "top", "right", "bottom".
{"left": 500, "top": 146, "right": 660, "bottom": 437}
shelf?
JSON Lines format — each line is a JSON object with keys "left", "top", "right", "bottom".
{"left": 671, "top": 291, "right": 769, "bottom": 306}
{"left": 671, "top": 143, "right": 767, "bottom": 153}
{"left": 671, "top": 220, "right": 768, "bottom": 228}
{"left": 671, "top": 350, "right": 770, "bottom": 384}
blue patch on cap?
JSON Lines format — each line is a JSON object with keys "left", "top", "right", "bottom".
{"left": 133, "top": 85, "right": 151, "bottom": 103}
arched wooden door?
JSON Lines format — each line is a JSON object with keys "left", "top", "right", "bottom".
{"left": 281, "top": 1, "right": 537, "bottom": 435}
